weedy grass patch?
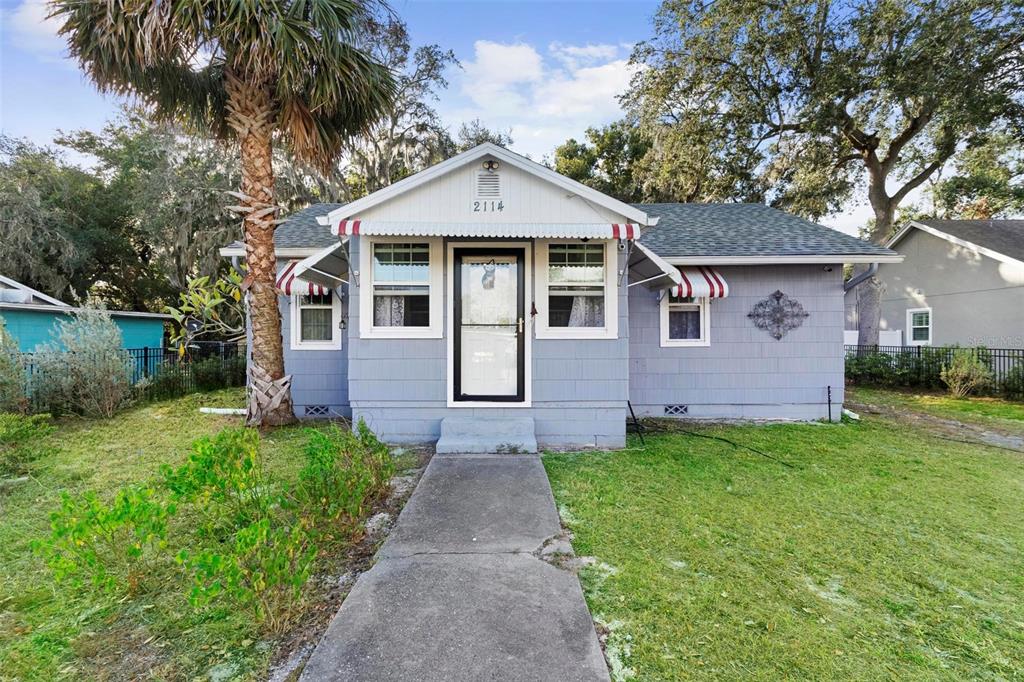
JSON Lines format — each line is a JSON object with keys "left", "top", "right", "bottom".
{"left": 545, "top": 413, "right": 1024, "bottom": 680}
{"left": 0, "top": 389, "right": 398, "bottom": 680}
{"left": 849, "top": 385, "right": 1024, "bottom": 432}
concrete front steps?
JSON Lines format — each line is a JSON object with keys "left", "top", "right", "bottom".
{"left": 435, "top": 416, "right": 538, "bottom": 454}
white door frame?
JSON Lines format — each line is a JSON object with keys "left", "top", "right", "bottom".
{"left": 446, "top": 241, "right": 532, "bottom": 407}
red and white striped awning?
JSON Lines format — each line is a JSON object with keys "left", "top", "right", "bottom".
{"left": 674, "top": 267, "right": 729, "bottom": 298}
{"left": 330, "top": 220, "right": 639, "bottom": 240}
{"left": 276, "top": 260, "right": 328, "bottom": 296}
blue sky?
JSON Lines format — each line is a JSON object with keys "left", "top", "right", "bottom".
{"left": 0, "top": 0, "right": 869, "bottom": 233}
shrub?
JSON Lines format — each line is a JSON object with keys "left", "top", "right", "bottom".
{"left": 35, "top": 485, "right": 176, "bottom": 593}
{"left": 162, "top": 427, "right": 273, "bottom": 532}
{"left": 224, "top": 354, "right": 247, "bottom": 387}
{"left": 297, "top": 420, "right": 395, "bottom": 533}
{"left": 176, "top": 517, "right": 316, "bottom": 632}
{"left": 32, "top": 307, "right": 137, "bottom": 417}
{"left": 941, "top": 349, "right": 993, "bottom": 398}
{"left": 0, "top": 319, "right": 26, "bottom": 413}
{"left": 191, "top": 356, "right": 228, "bottom": 391}
{"left": 1000, "top": 363, "right": 1024, "bottom": 400}
{"left": 0, "top": 413, "right": 54, "bottom": 477}
{"left": 145, "top": 364, "right": 189, "bottom": 400}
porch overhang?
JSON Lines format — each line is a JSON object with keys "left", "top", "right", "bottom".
{"left": 328, "top": 220, "right": 640, "bottom": 241}
{"left": 282, "top": 241, "right": 350, "bottom": 293}
{"left": 627, "top": 242, "right": 683, "bottom": 291}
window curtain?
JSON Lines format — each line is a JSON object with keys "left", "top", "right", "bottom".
{"left": 568, "top": 296, "right": 604, "bottom": 327}
{"left": 374, "top": 295, "right": 406, "bottom": 326}
{"left": 670, "top": 309, "right": 701, "bottom": 339}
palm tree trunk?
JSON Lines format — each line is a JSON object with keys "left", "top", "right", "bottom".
{"left": 227, "top": 72, "right": 296, "bottom": 426}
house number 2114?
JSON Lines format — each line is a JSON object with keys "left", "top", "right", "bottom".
{"left": 473, "top": 200, "right": 504, "bottom": 212}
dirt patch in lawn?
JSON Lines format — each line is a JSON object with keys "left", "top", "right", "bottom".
{"left": 266, "top": 446, "right": 432, "bottom": 682}
{"left": 847, "top": 399, "right": 1024, "bottom": 453}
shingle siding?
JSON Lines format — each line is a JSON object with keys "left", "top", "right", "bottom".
{"left": 628, "top": 265, "right": 845, "bottom": 421}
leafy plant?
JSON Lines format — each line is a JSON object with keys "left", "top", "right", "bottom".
{"left": 35, "top": 485, "right": 176, "bottom": 593}
{"left": 941, "top": 349, "right": 993, "bottom": 398}
{"left": 166, "top": 271, "right": 246, "bottom": 353}
{"left": 161, "top": 427, "right": 273, "bottom": 533}
{"left": 1002, "top": 364, "right": 1024, "bottom": 400}
{"left": 0, "top": 413, "right": 54, "bottom": 477}
{"left": 32, "top": 306, "right": 137, "bottom": 417}
{"left": 297, "top": 421, "right": 394, "bottom": 534}
{"left": 145, "top": 364, "right": 189, "bottom": 400}
{"left": 0, "top": 318, "right": 26, "bottom": 413}
{"left": 176, "top": 517, "right": 316, "bottom": 632}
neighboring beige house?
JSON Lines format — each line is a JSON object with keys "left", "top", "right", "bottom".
{"left": 845, "top": 219, "right": 1024, "bottom": 348}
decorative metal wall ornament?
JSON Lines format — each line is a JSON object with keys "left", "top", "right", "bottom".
{"left": 748, "top": 290, "right": 809, "bottom": 340}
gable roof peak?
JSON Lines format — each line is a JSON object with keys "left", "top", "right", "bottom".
{"left": 317, "top": 143, "right": 650, "bottom": 228}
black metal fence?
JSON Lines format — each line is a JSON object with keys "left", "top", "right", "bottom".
{"left": 22, "top": 341, "right": 247, "bottom": 410}
{"left": 845, "top": 344, "right": 1024, "bottom": 399}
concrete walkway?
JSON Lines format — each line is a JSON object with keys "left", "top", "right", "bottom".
{"left": 300, "top": 453, "right": 609, "bottom": 682}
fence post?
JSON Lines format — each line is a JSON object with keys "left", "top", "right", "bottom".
{"left": 143, "top": 346, "right": 150, "bottom": 378}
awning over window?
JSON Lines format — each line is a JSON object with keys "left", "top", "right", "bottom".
{"left": 675, "top": 266, "right": 729, "bottom": 298}
{"left": 627, "top": 242, "right": 683, "bottom": 291}
{"left": 330, "top": 220, "right": 640, "bottom": 240}
{"left": 277, "top": 242, "right": 350, "bottom": 295}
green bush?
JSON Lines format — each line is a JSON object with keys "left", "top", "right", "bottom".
{"left": 1002, "top": 364, "right": 1024, "bottom": 399}
{"left": 191, "top": 356, "right": 228, "bottom": 391}
{"left": 941, "top": 349, "right": 993, "bottom": 398}
{"left": 0, "top": 319, "right": 26, "bottom": 413}
{"left": 176, "top": 517, "right": 315, "bottom": 632}
{"left": 35, "top": 485, "right": 176, "bottom": 593}
{"left": 224, "top": 354, "right": 247, "bottom": 387}
{"left": 32, "top": 307, "right": 137, "bottom": 417}
{"left": 145, "top": 365, "right": 189, "bottom": 400}
{"left": 161, "top": 427, "right": 273, "bottom": 532}
{"left": 297, "top": 420, "right": 395, "bottom": 533}
{"left": 0, "top": 413, "right": 54, "bottom": 477}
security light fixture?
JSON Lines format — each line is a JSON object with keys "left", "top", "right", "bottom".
{"left": 482, "top": 159, "right": 499, "bottom": 172}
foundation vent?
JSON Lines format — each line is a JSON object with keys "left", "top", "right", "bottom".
{"left": 304, "top": 405, "right": 330, "bottom": 417}
{"left": 664, "top": 404, "right": 688, "bottom": 416}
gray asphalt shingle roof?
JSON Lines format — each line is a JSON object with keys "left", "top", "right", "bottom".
{"left": 635, "top": 203, "right": 896, "bottom": 259}
{"left": 913, "top": 219, "right": 1024, "bottom": 262}
{"left": 229, "top": 201, "right": 896, "bottom": 260}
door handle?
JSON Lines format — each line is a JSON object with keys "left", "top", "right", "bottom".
{"left": 517, "top": 317, "right": 524, "bottom": 334}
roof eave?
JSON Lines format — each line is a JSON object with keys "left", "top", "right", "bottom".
{"left": 888, "top": 221, "right": 1024, "bottom": 267}
{"left": 663, "top": 254, "right": 904, "bottom": 265}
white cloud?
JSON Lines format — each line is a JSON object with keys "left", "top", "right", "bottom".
{"left": 6, "top": 0, "right": 67, "bottom": 58}
{"left": 548, "top": 42, "right": 620, "bottom": 70}
{"left": 450, "top": 40, "right": 636, "bottom": 159}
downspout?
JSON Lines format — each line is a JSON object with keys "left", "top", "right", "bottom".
{"left": 230, "top": 256, "right": 245, "bottom": 276}
{"left": 843, "top": 262, "right": 878, "bottom": 292}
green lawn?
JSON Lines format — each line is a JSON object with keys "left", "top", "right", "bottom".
{"left": 848, "top": 386, "right": 1024, "bottom": 434}
{"left": 0, "top": 391, "right": 327, "bottom": 680}
{"left": 545, "top": 414, "right": 1024, "bottom": 680}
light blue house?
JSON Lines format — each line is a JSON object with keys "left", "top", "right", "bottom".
{"left": 222, "top": 144, "right": 901, "bottom": 450}
{"left": 0, "top": 275, "right": 168, "bottom": 352}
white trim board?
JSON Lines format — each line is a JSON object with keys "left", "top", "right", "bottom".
{"left": 0, "top": 274, "right": 67, "bottom": 307}
{"left": 218, "top": 246, "right": 327, "bottom": 258}
{"left": 445, "top": 241, "right": 533, "bottom": 408}
{"left": 887, "top": 221, "right": 1024, "bottom": 268}
{"left": 317, "top": 143, "right": 652, "bottom": 228}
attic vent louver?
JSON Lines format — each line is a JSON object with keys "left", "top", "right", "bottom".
{"left": 475, "top": 170, "right": 502, "bottom": 199}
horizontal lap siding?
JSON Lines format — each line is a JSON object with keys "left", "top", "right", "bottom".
{"left": 347, "top": 238, "right": 629, "bottom": 447}
{"left": 628, "top": 265, "right": 844, "bottom": 421}
{"left": 279, "top": 268, "right": 350, "bottom": 418}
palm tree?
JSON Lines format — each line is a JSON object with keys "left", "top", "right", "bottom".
{"left": 51, "top": 0, "right": 395, "bottom": 426}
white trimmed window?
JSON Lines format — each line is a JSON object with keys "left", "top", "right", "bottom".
{"left": 907, "top": 307, "right": 932, "bottom": 346}
{"left": 291, "top": 290, "right": 342, "bottom": 350}
{"left": 660, "top": 293, "right": 710, "bottom": 347}
{"left": 535, "top": 240, "right": 618, "bottom": 339}
{"left": 359, "top": 237, "right": 443, "bottom": 338}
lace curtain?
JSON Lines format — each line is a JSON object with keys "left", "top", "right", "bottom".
{"left": 670, "top": 309, "right": 701, "bottom": 339}
{"left": 374, "top": 295, "right": 405, "bottom": 326}
{"left": 568, "top": 296, "right": 604, "bottom": 327}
